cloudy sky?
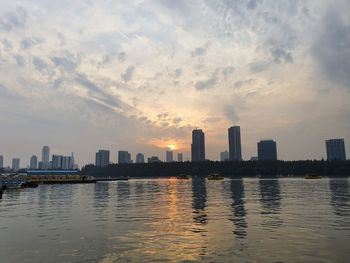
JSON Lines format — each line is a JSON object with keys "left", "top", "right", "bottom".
{"left": 0, "top": 0, "right": 349, "bottom": 166}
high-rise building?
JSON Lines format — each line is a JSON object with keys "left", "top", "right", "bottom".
{"left": 220, "top": 151, "right": 229, "bottom": 161}
{"left": 0, "top": 155, "right": 3, "bottom": 168}
{"left": 228, "top": 126, "right": 242, "bottom": 161}
{"left": 95, "top": 150, "right": 110, "bottom": 167}
{"left": 326, "top": 139, "right": 346, "bottom": 161}
{"left": 118, "top": 151, "right": 131, "bottom": 164}
{"left": 177, "top": 153, "right": 183, "bottom": 162}
{"left": 30, "top": 155, "right": 38, "bottom": 169}
{"left": 41, "top": 146, "right": 50, "bottom": 169}
{"left": 257, "top": 140, "right": 277, "bottom": 160}
{"left": 62, "top": 156, "right": 70, "bottom": 170}
{"left": 166, "top": 151, "right": 173, "bottom": 162}
{"left": 191, "top": 129, "right": 205, "bottom": 162}
{"left": 52, "top": 155, "right": 63, "bottom": 169}
{"left": 148, "top": 156, "right": 161, "bottom": 163}
{"left": 12, "top": 158, "right": 20, "bottom": 171}
{"left": 69, "top": 152, "right": 75, "bottom": 169}
{"left": 136, "top": 153, "right": 145, "bottom": 163}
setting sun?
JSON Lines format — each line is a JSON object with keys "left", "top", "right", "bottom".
{"left": 167, "top": 144, "right": 176, "bottom": 150}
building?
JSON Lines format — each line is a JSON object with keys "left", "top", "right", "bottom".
{"left": 177, "top": 153, "right": 183, "bottom": 162}
{"left": 95, "top": 150, "right": 110, "bottom": 167}
{"left": 191, "top": 129, "right": 205, "bottom": 162}
{"left": 118, "top": 151, "right": 131, "bottom": 164}
{"left": 0, "top": 155, "right": 3, "bottom": 168}
{"left": 62, "top": 156, "right": 70, "bottom": 170}
{"left": 148, "top": 156, "right": 161, "bottom": 163}
{"left": 12, "top": 158, "right": 20, "bottom": 171}
{"left": 135, "top": 153, "right": 145, "bottom": 163}
{"left": 220, "top": 151, "right": 229, "bottom": 161}
{"left": 228, "top": 126, "right": 242, "bottom": 161}
{"left": 69, "top": 153, "right": 75, "bottom": 169}
{"left": 257, "top": 140, "right": 277, "bottom": 160}
{"left": 41, "top": 146, "right": 50, "bottom": 169}
{"left": 52, "top": 155, "right": 63, "bottom": 169}
{"left": 326, "top": 139, "right": 346, "bottom": 161}
{"left": 30, "top": 155, "right": 38, "bottom": 169}
{"left": 166, "top": 151, "right": 173, "bottom": 162}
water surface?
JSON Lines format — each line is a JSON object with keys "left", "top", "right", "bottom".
{"left": 0, "top": 178, "right": 349, "bottom": 262}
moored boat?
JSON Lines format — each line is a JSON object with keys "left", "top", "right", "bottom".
{"left": 207, "top": 173, "right": 224, "bottom": 180}
{"left": 304, "top": 173, "right": 322, "bottom": 179}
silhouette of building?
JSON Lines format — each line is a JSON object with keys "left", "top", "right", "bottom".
{"left": 118, "top": 151, "right": 131, "bottom": 164}
{"left": 220, "top": 151, "right": 229, "bottom": 161}
{"left": 178, "top": 153, "right": 183, "bottom": 162}
{"left": 326, "top": 139, "right": 346, "bottom": 161}
{"left": 228, "top": 126, "right": 242, "bottom": 161}
{"left": 257, "top": 140, "right": 277, "bottom": 160}
{"left": 136, "top": 153, "right": 145, "bottom": 163}
{"left": 41, "top": 146, "right": 50, "bottom": 169}
{"left": 95, "top": 150, "right": 110, "bottom": 167}
{"left": 148, "top": 156, "right": 161, "bottom": 163}
{"left": 12, "top": 158, "right": 20, "bottom": 171}
{"left": 30, "top": 155, "right": 38, "bottom": 169}
{"left": 191, "top": 129, "right": 205, "bottom": 162}
{"left": 52, "top": 155, "right": 63, "bottom": 169}
{"left": 166, "top": 151, "right": 173, "bottom": 162}
{"left": 0, "top": 155, "right": 3, "bottom": 168}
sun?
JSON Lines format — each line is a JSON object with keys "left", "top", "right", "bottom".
{"left": 167, "top": 144, "right": 176, "bottom": 150}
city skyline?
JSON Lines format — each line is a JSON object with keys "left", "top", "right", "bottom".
{"left": 0, "top": 1, "right": 349, "bottom": 165}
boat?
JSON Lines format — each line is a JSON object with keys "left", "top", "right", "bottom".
{"left": 304, "top": 173, "right": 322, "bottom": 179}
{"left": 21, "top": 181, "right": 39, "bottom": 188}
{"left": 207, "top": 173, "right": 224, "bottom": 180}
{"left": 177, "top": 174, "right": 190, "bottom": 179}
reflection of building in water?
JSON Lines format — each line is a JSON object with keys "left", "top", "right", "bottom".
{"left": 192, "top": 178, "right": 207, "bottom": 225}
{"left": 259, "top": 179, "right": 283, "bottom": 228}
{"left": 93, "top": 182, "right": 110, "bottom": 213}
{"left": 117, "top": 181, "right": 130, "bottom": 202}
{"left": 329, "top": 179, "right": 350, "bottom": 216}
{"left": 230, "top": 179, "right": 247, "bottom": 239}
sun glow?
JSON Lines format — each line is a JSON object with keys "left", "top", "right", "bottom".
{"left": 167, "top": 144, "right": 176, "bottom": 150}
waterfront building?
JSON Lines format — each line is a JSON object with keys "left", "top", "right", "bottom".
{"left": 62, "top": 156, "right": 70, "bottom": 170}
{"left": 178, "top": 153, "right": 183, "bottom": 162}
{"left": 30, "top": 155, "right": 38, "bottom": 169}
{"left": 326, "top": 139, "right": 346, "bottom": 161}
{"left": 191, "top": 129, "right": 205, "bottom": 162}
{"left": 118, "top": 151, "right": 131, "bottom": 164}
{"left": 220, "top": 151, "right": 229, "bottom": 161}
{"left": 0, "top": 155, "right": 3, "bottom": 168}
{"left": 166, "top": 151, "right": 173, "bottom": 162}
{"left": 69, "top": 153, "right": 75, "bottom": 169}
{"left": 12, "top": 158, "right": 20, "bottom": 171}
{"left": 136, "top": 153, "right": 145, "bottom": 163}
{"left": 41, "top": 146, "right": 50, "bottom": 169}
{"left": 95, "top": 150, "right": 110, "bottom": 167}
{"left": 148, "top": 156, "right": 161, "bottom": 163}
{"left": 228, "top": 126, "right": 242, "bottom": 161}
{"left": 257, "top": 140, "right": 277, "bottom": 160}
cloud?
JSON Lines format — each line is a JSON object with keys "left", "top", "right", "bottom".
{"left": 175, "top": 68, "right": 182, "bottom": 78}
{"left": 312, "top": 10, "right": 350, "bottom": 90}
{"left": 224, "top": 105, "right": 239, "bottom": 123}
{"left": 0, "top": 6, "right": 27, "bottom": 31}
{"left": 270, "top": 47, "right": 293, "bottom": 63}
{"left": 32, "top": 57, "right": 49, "bottom": 72}
{"left": 234, "top": 79, "right": 255, "bottom": 89}
{"left": 195, "top": 70, "right": 219, "bottom": 91}
{"left": 51, "top": 53, "right": 79, "bottom": 72}
{"left": 191, "top": 41, "right": 211, "bottom": 57}
{"left": 121, "top": 65, "right": 135, "bottom": 82}
{"left": 249, "top": 61, "right": 270, "bottom": 73}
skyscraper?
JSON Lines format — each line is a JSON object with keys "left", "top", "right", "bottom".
{"left": 220, "top": 151, "right": 229, "bottom": 161}
{"left": 118, "top": 151, "right": 131, "bottom": 164}
{"left": 257, "top": 140, "right": 277, "bottom": 160}
{"left": 0, "top": 155, "right": 3, "bottom": 168}
{"left": 136, "top": 153, "right": 145, "bottom": 163}
{"left": 166, "top": 151, "right": 173, "bottom": 162}
{"left": 12, "top": 158, "right": 20, "bottom": 171}
{"left": 95, "top": 150, "right": 110, "bottom": 167}
{"left": 177, "top": 153, "right": 183, "bottom": 162}
{"left": 326, "top": 139, "right": 346, "bottom": 161}
{"left": 191, "top": 129, "right": 205, "bottom": 162}
{"left": 228, "top": 126, "right": 242, "bottom": 161}
{"left": 52, "top": 155, "right": 63, "bottom": 169}
{"left": 30, "top": 155, "right": 38, "bottom": 169}
{"left": 42, "top": 146, "right": 50, "bottom": 169}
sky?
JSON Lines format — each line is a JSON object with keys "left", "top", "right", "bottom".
{"left": 0, "top": 0, "right": 349, "bottom": 166}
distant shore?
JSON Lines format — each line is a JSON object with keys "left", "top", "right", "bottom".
{"left": 81, "top": 160, "right": 350, "bottom": 178}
